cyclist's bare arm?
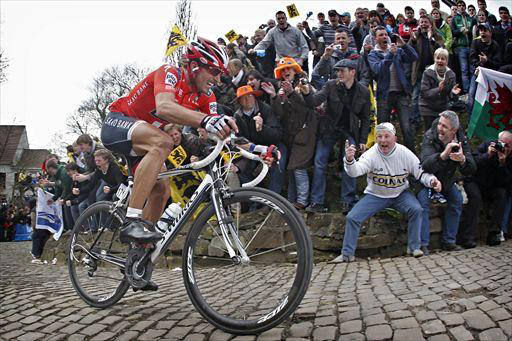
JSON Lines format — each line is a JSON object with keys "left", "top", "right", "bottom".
{"left": 155, "top": 93, "right": 205, "bottom": 127}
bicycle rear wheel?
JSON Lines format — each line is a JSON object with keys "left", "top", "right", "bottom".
{"left": 182, "top": 187, "right": 313, "bottom": 334}
{"left": 68, "top": 201, "right": 130, "bottom": 308}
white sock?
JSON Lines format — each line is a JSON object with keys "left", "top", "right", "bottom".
{"left": 126, "top": 207, "right": 143, "bottom": 218}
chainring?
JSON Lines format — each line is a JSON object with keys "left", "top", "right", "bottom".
{"left": 124, "top": 246, "right": 154, "bottom": 289}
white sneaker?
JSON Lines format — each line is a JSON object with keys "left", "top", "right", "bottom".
{"left": 31, "top": 259, "right": 43, "bottom": 264}
{"left": 500, "top": 231, "right": 505, "bottom": 242}
{"left": 407, "top": 248, "right": 424, "bottom": 258}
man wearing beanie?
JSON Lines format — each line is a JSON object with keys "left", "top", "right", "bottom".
{"left": 333, "top": 122, "right": 442, "bottom": 262}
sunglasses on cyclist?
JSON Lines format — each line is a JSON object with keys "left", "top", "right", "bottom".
{"left": 205, "top": 66, "right": 222, "bottom": 76}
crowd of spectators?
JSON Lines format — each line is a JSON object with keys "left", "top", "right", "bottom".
{"left": 208, "top": 0, "right": 511, "bottom": 258}
{"left": 6, "top": 1, "right": 511, "bottom": 263}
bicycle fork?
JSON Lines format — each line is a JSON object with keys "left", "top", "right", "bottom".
{"left": 211, "top": 190, "right": 250, "bottom": 264}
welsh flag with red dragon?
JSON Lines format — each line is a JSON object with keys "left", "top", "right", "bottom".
{"left": 467, "top": 67, "right": 512, "bottom": 139}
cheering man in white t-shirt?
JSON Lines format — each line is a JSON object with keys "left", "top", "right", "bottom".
{"left": 333, "top": 122, "right": 442, "bottom": 262}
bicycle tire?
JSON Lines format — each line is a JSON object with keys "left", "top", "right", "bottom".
{"left": 182, "top": 187, "right": 313, "bottom": 334}
{"left": 68, "top": 201, "right": 130, "bottom": 308}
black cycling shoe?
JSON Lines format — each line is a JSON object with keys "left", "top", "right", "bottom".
{"left": 119, "top": 218, "right": 162, "bottom": 244}
{"left": 141, "top": 281, "right": 159, "bottom": 291}
{"left": 486, "top": 232, "right": 501, "bottom": 246}
{"left": 133, "top": 280, "right": 159, "bottom": 292}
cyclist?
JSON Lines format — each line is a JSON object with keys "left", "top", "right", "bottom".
{"left": 100, "top": 37, "right": 238, "bottom": 245}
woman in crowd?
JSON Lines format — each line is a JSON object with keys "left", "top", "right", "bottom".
{"left": 385, "top": 14, "right": 398, "bottom": 34}
{"left": 419, "top": 48, "right": 461, "bottom": 131}
{"left": 432, "top": 8, "right": 453, "bottom": 53}
{"left": 396, "top": 13, "right": 405, "bottom": 26}
{"left": 472, "top": 9, "right": 489, "bottom": 38}
{"left": 75, "top": 149, "right": 126, "bottom": 204}
{"left": 261, "top": 57, "right": 317, "bottom": 210}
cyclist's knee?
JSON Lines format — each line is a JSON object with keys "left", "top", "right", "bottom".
{"left": 150, "top": 136, "right": 173, "bottom": 159}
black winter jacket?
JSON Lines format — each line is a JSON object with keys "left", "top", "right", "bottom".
{"left": 234, "top": 100, "right": 282, "bottom": 146}
{"left": 420, "top": 118, "right": 476, "bottom": 189}
{"left": 465, "top": 141, "right": 512, "bottom": 191}
{"left": 303, "top": 79, "right": 370, "bottom": 144}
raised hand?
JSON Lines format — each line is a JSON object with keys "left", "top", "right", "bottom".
{"left": 253, "top": 113, "right": 263, "bottom": 132}
{"left": 345, "top": 140, "right": 356, "bottom": 162}
{"left": 261, "top": 82, "right": 276, "bottom": 98}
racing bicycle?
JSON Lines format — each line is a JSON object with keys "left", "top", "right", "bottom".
{"left": 67, "top": 135, "right": 313, "bottom": 335}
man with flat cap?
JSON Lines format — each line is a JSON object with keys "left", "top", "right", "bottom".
{"left": 333, "top": 122, "right": 442, "bottom": 262}
{"left": 300, "top": 58, "right": 370, "bottom": 214}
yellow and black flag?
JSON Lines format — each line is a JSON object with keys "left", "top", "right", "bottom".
{"left": 286, "top": 4, "right": 300, "bottom": 18}
{"left": 225, "top": 30, "right": 239, "bottom": 43}
{"left": 166, "top": 25, "right": 188, "bottom": 57}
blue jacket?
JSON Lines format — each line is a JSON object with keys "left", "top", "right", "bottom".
{"left": 368, "top": 44, "right": 418, "bottom": 99}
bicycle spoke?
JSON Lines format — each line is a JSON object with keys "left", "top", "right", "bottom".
{"left": 248, "top": 242, "right": 297, "bottom": 259}
{"left": 244, "top": 210, "right": 272, "bottom": 251}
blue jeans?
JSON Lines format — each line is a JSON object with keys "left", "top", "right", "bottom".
{"left": 310, "top": 135, "right": 356, "bottom": 206}
{"left": 411, "top": 78, "right": 422, "bottom": 127}
{"left": 71, "top": 199, "right": 89, "bottom": 222}
{"left": 418, "top": 183, "right": 463, "bottom": 246}
{"left": 455, "top": 47, "right": 470, "bottom": 93}
{"left": 287, "top": 169, "right": 310, "bottom": 206}
{"left": 342, "top": 191, "right": 423, "bottom": 256}
{"left": 502, "top": 195, "right": 512, "bottom": 233}
{"left": 377, "top": 93, "right": 416, "bottom": 153}
{"left": 96, "top": 180, "right": 109, "bottom": 201}
{"left": 267, "top": 143, "right": 287, "bottom": 195}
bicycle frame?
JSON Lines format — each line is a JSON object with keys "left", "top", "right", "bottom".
{"left": 92, "top": 137, "right": 266, "bottom": 269}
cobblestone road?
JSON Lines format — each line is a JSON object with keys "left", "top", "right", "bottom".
{"left": 1, "top": 241, "right": 511, "bottom": 340}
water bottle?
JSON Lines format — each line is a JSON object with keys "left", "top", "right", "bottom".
{"left": 156, "top": 203, "right": 182, "bottom": 233}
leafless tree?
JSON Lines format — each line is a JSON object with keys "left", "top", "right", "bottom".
{"left": 167, "top": 0, "right": 197, "bottom": 66}
{"left": 66, "top": 64, "right": 149, "bottom": 138}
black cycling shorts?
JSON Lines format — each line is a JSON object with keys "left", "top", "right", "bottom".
{"left": 100, "top": 112, "right": 144, "bottom": 157}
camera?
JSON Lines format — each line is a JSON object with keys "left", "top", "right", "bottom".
{"left": 300, "top": 78, "right": 308, "bottom": 85}
{"left": 391, "top": 34, "right": 398, "bottom": 43}
{"left": 451, "top": 145, "right": 460, "bottom": 153}
{"left": 494, "top": 140, "right": 506, "bottom": 153}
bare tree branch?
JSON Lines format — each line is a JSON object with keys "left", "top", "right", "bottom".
{"left": 65, "top": 63, "right": 149, "bottom": 140}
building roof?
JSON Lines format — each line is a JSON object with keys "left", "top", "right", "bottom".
{"left": 0, "top": 125, "right": 27, "bottom": 165}
{"left": 16, "top": 149, "right": 50, "bottom": 171}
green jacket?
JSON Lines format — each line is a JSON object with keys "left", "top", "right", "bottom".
{"left": 51, "top": 165, "right": 72, "bottom": 201}
{"left": 436, "top": 20, "right": 453, "bottom": 53}
{"left": 451, "top": 13, "right": 474, "bottom": 48}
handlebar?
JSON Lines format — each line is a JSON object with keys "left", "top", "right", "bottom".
{"left": 189, "top": 134, "right": 224, "bottom": 170}
{"left": 237, "top": 148, "right": 269, "bottom": 188}
{"left": 157, "top": 134, "right": 277, "bottom": 189}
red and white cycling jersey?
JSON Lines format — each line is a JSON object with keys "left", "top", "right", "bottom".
{"left": 109, "top": 64, "right": 217, "bottom": 128}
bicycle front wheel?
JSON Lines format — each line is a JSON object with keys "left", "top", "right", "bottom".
{"left": 68, "top": 201, "right": 130, "bottom": 308}
{"left": 182, "top": 187, "right": 313, "bottom": 334}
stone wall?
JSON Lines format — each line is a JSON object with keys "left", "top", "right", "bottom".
{"left": 42, "top": 204, "right": 492, "bottom": 267}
